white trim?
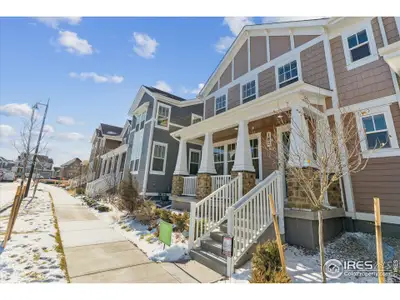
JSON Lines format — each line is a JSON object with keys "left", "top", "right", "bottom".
{"left": 345, "top": 212, "right": 400, "bottom": 225}
{"left": 265, "top": 30, "right": 270, "bottom": 62}
{"left": 133, "top": 102, "right": 149, "bottom": 116}
{"left": 354, "top": 104, "right": 400, "bottom": 158}
{"left": 377, "top": 17, "right": 388, "bottom": 47}
{"left": 289, "top": 29, "right": 295, "bottom": 50}
{"left": 154, "top": 94, "right": 202, "bottom": 107}
{"left": 275, "top": 55, "right": 302, "bottom": 90}
{"left": 339, "top": 94, "right": 398, "bottom": 113}
{"left": 191, "top": 113, "right": 203, "bottom": 125}
{"left": 395, "top": 17, "right": 400, "bottom": 34}
{"left": 341, "top": 22, "right": 379, "bottom": 71}
{"left": 247, "top": 37, "right": 251, "bottom": 72}
{"left": 155, "top": 102, "right": 171, "bottom": 131}
{"left": 240, "top": 78, "right": 258, "bottom": 104}
{"left": 149, "top": 141, "right": 168, "bottom": 175}
{"left": 170, "top": 122, "right": 184, "bottom": 129}
{"left": 188, "top": 148, "right": 201, "bottom": 175}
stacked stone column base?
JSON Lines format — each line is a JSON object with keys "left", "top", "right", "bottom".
{"left": 196, "top": 173, "right": 212, "bottom": 200}
{"left": 231, "top": 171, "right": 256, "bottom": 195}
{"left": 172, "top": 175, "right": 184, "bottom": 196}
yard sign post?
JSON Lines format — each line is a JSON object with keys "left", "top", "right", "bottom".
{"left": 373, "top": 197, "right": 385, "bottom": 283}
{"left": 269, "top": 194, "right": 286, "bottom": 271}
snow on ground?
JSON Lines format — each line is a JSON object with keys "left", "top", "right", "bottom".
{"left": 221, "top": 232, "right": 400, "bottom": 283}
{"left": 76, "top": 195, "right": 190, "bottom": 263}
{"left": 0, "top": 185, "right": 67, "bottom": 283}
{"left": 0, "top": 182, "right": 19, "bottom": 209}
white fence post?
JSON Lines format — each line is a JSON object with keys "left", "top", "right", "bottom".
{"left": 277, "top": 173, "right": 285, "bottom": 235}
{"left": 188, "top": 202, "right": 196, "bottom": 250}
{"left": 226, "top": 206, "right": 234, "bottom": 277}
{"left": 238, "top": 172, "right": 243, "bottom": 198}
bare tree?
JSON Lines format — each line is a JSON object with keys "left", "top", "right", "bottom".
{"left": 260, "top": 97, "right": 385, "bottom": 282}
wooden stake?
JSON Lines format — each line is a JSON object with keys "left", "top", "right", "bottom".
{"left": 2, "top": 185, "right": 22, "bottom": 248}
{"left": 318, "top": 210, "right": 327, "bottom": 283}
{"left": 269, "top": 194, "right": 286, "bottom": 271}
{"left": 374, "top": 197, "right": 385, "bottom": 284}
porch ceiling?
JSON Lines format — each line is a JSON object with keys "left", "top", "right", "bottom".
{"left": 379, "top": 41, "right": 400, "bottom": 76}
{"left": 173, "top": 81, "right": 332, "bottom": 141}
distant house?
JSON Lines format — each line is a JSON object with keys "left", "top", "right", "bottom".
{"left": 52, "top": 167, "right": 61, "bottom": 178}
{"left": 13, "top": 153, "right": 53, "bottom": 178}
{"left": 60, "top": 158, "right": 82, "bottom": 179}
{"left": 0, "top": 156, "right": 15, "bottom": 170}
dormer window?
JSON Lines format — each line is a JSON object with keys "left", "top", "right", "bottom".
{"left": 242, "top": 80, "right": 256, "bottom": 103}
{"left": 278, "top": 60, "right": 298, "bottom": 88}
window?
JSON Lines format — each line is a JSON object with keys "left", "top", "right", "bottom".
{"left": 250, "top": 139, "right": 260, "bottom": 179}
{"left": 150, "top": 142, "right": 168, "bottom": 174}
{"left": 214, "top": 146, "right": 224, "bottom": 175}
{"left": 191, "top": 114, "right": 202, "bottom": 125}
{"left": 242, "top": 80, "right": 256, "bottom": 103}
{"left": 278, "top": 60, "right": 298, "bottom": 88}
{"left": 189, "top": 149, "right": 201, "bottom": 175}
{"left": 362, "top": 114, "right": 391, "bottom": 150}
{"left": 347, "top": 30, "right": 370, "bottom": 63}
{"left": 227, "top": 143, "right": 236, "bottom": 174}
{"left": 130, "top": 122, "right": 144, "bottom": 174}
{"left": 156, "top": 103, "right": 171, "bottom": 129}
{"left": 215, "top": 95, "right": 227, "bottom": 115}
{"left": 135, "top": 111, "right": 146, "bottom": 132}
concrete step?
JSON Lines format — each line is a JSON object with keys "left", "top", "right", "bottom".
{"left": 200, "top": 238, "right": 223, "bottom": 257}
{"left": 189, "top": 248, "right": 227, "bottom": 276}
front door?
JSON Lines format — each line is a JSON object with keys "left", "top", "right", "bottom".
{"left": 277, "top": 125, "right": 291, "bottom": 201}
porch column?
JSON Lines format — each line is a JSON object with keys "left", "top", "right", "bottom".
{"left": 116, "top": 154, "right": 122, "bottom": 175}
{"left": 232, "top": 120, "right": 256, "bottom": 195}
{"left": 100, "top": 159, "right": 105, "bottom": 177}
{"left": 286, "top": 106, "right": 314, "bottom": 209}
{"left": 172, "top": 139, "right": 188, "bottom": 196}
{"left": 197, "top": 132, "right": 216, "bottom": 199}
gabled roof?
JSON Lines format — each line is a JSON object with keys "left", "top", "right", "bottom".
{"left": 199, "top": 17, "right": 332, "bottom": 97}
{"left": 61, "top": 157, "right": 82, "bottom": 167}
{"left": 144, "top": 86, "right": 187, "bottom": 101}
{"left": 100, "top": 123, "right": 123, "bottom": 136}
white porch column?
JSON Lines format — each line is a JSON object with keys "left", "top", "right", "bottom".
{"left": 173, "top": 139, "right": 189, "bottom": 175}
{"left": 100, "top": 159, "right": 105, "bottom": 176}
{"left": 232, "top": 120, "right": 255, "bottom": 172}
{"left": 116, "top": 154, "right": 122, "bottom": 174}
{"left": 287, "top": 106, "right": 312, "bottom": 167}
{"left": 198, "top": 132, "right": 216, "bottom": 174}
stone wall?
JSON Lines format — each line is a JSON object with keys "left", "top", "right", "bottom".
{"left": 231, "top": 171, "right": 256, "bottom": 195}
{"left": 196, "top": 174, "right": 212, "bottom": 200}
{"left": 172, "top": 175, "right": 184, "bottom": 196}
{"left": 327, "top": 179, "right": 342, "bottom": 208}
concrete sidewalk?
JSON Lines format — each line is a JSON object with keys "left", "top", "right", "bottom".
{"left": 43, "top": 184, "right": 223, "bottom": 283}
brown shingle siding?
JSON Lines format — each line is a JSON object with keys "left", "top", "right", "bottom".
{"left": 300, "top": 41, "right": 330, "bottom": 90}
{"left": 250, "top": 36, "right": 267, "bottom": 70}
{"left": 330, "top": 35, "right": 395, "bottom": 107}
{"left": 210, "top": 82, "right": 218, "bottom": 94}
{"left": 371, "top": 17, "right": 384, "bottom": 48}
{"left": 205, "top": 97, "right": 215, "bottom": 119}
{"left": 382, "top": 17, "right": 400, "bottom": 44}
{"left": 220, "top": 63, "right": 232, "bottom": 88}
{"left": 258, "top": 66, "right": 276, "bottom": 97}
{"left": 390, "top": 103, "right": 400, "bottom": 142}
{"left": 228, "top": 84, "right": 240, "bottom": 110}
{"left": 294, "top": 35, "right": 318, "bottom": 48}
{"left": 234, "top": 40, "right": 249, "bottom": 79}
{"left": 269, "top": 36, "right": 291, "bottom": 60}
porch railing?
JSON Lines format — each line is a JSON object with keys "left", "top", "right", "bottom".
{"left": 86, "top": 171, "right": 123, "bottom": 197}
{"left": 183, "top": 176, "right": 197, "bottom": 196}
{"left": 211, "top": 175, "right": 231, "bottom": 192}
{"left": 188, "top": 173, "right": 243, "bottom": 249}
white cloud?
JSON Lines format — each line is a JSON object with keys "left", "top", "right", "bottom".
{"left": 182, "top": 83, "right": 205, "bottom": 95}
{"left": 36, "top": 17, "right": 82, "bottom": 29}
{"left": 57, "top": 132, "right": 85, "bottom": 141}
{"left": 132, "top": 32, "right": 159, "bottom": 59}
{"left": 43, "top": 125, "right": 55, "bottom": 134}
{"left": 0, "top": 103, "right": 32, "bottom": 117}
{"left": 58, "top": 31, "right": 94, "bottom": 55}
{"left": 69, "top": 72, "right": 123, "bottom": 84}
{"left": 223, "top": 17, "right": 254, "bottom": 36}
{"left": 0, "top": 125, "right": 16, "bottom": 138}
{"left": 56, "top": 116, "right": 76, "bottom": 125}
{"left": 215, "top": 36, "right": 235, "bottom": 54}
{"left": 154, "top": 81, "right": 172, "bottom": 93}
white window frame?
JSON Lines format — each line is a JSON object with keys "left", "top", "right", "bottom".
{"left": 191, "top": 113, "right": 203, "bottom": 125}
{"left": 240, "top": 79, "right": 257, "bottom": 104}
{"left": 276, "top": 60, "right": 299, "bottom": 88}
{"left": 155, "top": 102, "right": 171, "bottom": 130}
{"left": 355, "top": 105, "right": 400, "bottom": 158}
{"left": 150, "top": 141, "right": 168, "bottom": 175}
{"left": 215, "top": 94, "right": 227, "bottom": 115}
{"left": 341, "top": 22, "right": 378, "bottom": 71}
{"left": 188, "top": 148, "right": 201, "bottom": 175}
{"left": 130, "top": 110, "right": 146, "bottom": 175}
{"left": 275, "top": 54, "right": 302, "bottom": 90}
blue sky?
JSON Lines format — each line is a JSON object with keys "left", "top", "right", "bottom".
{"left": 0, "top": 16, "right": 304, "bottom": 165}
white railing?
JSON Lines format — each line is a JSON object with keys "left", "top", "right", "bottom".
{"left": 86, "top": 172, "right": 123, "bottom": 197}
{"left": 188, "top": 173, "right": 243, "bottom": 249}
{"left": 183, "top": 176, "right": 197, "bottom": 196}
{"left": 211, "top": 175, "right": 231, "bottom": 192}
{"left": 226, "top": 171, "right": 282, "bottom": 276}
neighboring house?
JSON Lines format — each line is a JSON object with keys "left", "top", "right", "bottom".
{"left": 86, "top": 121, "right": 130, "bottom": 197}
{"left": 0, "top": 156, "right": 15, "bottom": 170}
{"left": 165, "top": 17, "right": 400, "bottom": 275}
{"left": 60, "top": 157, "right": 82, "bottom": 179}
{"left": 87, "top": 122, "right": 127, "bottom": 182}
{"left": 13, "top": 153, "right": 53, "bottom": 178}
{"left": 52, "top": 167, "right": 61, "bottom": 178}
{"left": 124, "top": 86, "right": 203, "bottom": 199}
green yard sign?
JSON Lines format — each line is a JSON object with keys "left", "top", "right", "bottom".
{"left": 159, "top": 220, "right": 173, "bottom": 247}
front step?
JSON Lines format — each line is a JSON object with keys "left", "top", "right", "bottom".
{"left": 189, "top": 248, "right": 227, "bottom": 275}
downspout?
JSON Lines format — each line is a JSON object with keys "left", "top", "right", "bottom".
{"left": 142, "top": 96, "right": 157, "bottom": 198}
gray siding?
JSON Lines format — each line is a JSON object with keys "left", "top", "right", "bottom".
{"left": 167, "top": 101, "right": 203, "bottom": 127}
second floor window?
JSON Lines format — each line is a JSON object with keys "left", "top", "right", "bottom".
{"left": 362, "top": 113, "right": 391, "bottom": 150}
{"left": 135, "top": 111, "right": 146, "bottom": 131}
{"left": 347, "top": 29, "right": 370, "bottom": 63}
{"left": 156, "top": 103, "right": 171, "bottom": 129}
{"left": 242, "top": 80, "right": 256, "bottom": 103}
{"left": 278, "top": 60, "right": 298, "bottom": 88}
{"left": 215, "top": 95, "right": 227, "bottom": 115}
